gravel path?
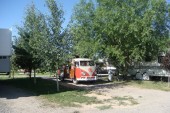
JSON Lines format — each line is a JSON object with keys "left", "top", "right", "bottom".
{"left": 86, "top": 86, "right": 170, "bottom": 113}
{"left": 0, "top": 101, "right": 11, "bottom": 113}
{"left": 0, "top": 85, "right": 78, "bottom": 113}
{"left": 1, "top": 83, "right": 170, "bottom": 113}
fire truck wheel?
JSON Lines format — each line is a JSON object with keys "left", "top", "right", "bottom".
{"left": 73, "top": 79, "right": 78, "bottom": 84}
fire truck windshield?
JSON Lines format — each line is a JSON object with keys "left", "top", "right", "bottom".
{"left": 80, "top": 61, "right": 94, "bottom": 66}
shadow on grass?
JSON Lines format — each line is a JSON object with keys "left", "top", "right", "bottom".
{"left": 60, "top": 78, "right": 128, "bottom": 90}
{"left": 0, "top": 77, "right": 128, "bottom": 99}
{"left": 0, "top": 77, "right": 82, "bottom": 99}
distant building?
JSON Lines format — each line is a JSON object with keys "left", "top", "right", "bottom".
{"left": 0, "top": 29, "right": 12, "bottom": 74}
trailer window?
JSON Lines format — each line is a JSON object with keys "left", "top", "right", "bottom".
{"left": 0, "top": 56, "right": 7, "bottom": 59}
{"left": 3, "top": 56, "right": 7, "bottom": 59}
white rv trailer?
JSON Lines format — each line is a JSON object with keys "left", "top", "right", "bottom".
{"left": 0, "top": 29, "right": 12, "bottom": 74}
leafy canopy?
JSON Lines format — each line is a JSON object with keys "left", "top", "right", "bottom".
{"left": 70, "top": 0, "right": 170, "bottom": 74}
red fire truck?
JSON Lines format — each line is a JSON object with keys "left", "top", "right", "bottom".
{"left": 59, "top": 58, "right": 97, "bottom": 84}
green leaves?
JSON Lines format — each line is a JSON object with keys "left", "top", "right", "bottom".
{"left": 70, "top": 0, "right": 169, "bottom": 74}
{"left": 70, "top": 0, "right": 99, "bottom": 58}
{"left": 14, "top": 0, "right": 170, "bottom": 75}
{"left": 14, "top": 0, "right": 70, "bottom": 72}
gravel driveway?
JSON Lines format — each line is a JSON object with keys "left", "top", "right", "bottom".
{"left": 1, "top": 82, "right": 170, "bottom": 113}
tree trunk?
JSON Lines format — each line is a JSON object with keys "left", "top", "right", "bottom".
{"left": 12, "top": 69, "right": 14, "bottom": 79}
{"left": 29, "top": 69, "right": 32, "bottom": 79}
{"left": 50, "top": 70, "right": 52, "bottom": 77}
{"left": 122, "top": 52, "right": 130, "bottom": 80}
{"left": 34, "top": 68, "right": 36, "bottom": 84}
{"left": 56, "top": 72, "right": 59, "bottom": 92}
{"left": 122, "top": 61, "right": 127, "bottom": 80}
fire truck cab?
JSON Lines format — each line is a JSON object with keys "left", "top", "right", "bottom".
{"left": 60, "top": 58, "right": 97, "bottom": 84}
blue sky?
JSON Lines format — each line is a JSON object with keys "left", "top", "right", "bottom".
{"left": 0, "top": 0, "right": 79, "bottom": 37}
{"left": 1, "top": 0, "right": 170, "bottom": 38}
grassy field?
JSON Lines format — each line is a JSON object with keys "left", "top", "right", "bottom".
{"left": 126, "top": 80, "right": 170, "bottom": 91}
{"left": 1, "top": 74, "right": 170, "bottom": 107}
{"left": 0, "top": 75, "right": 101, "bottom": 107}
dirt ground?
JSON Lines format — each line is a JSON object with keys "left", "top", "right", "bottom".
{"left": 1, "top": 81, "right": 170, "bottom": 113}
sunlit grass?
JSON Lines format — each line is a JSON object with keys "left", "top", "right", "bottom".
{"left": 44, "top": 91, "right": 102, "bottom": 107}
{"left": 127, "top": 80, "right": 170, "bottom": 91}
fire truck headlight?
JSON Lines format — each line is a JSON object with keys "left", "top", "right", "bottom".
{"left": 81, "top": 72, "right": 86, "bottom": 76}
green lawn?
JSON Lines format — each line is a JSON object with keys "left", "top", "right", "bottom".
{"left": 1, "top": 75, "right": 170, "bottom": 107}
{"left": 0, "top": 76, "right": 101, "bottom": 107}
{"left": 126, "top": 80, "right": 170, "bottom": 91}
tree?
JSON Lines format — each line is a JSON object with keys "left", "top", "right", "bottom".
{"left": 70, "top": 0, "right": 101, "bottom": 59}
{"left": 70, "top": 0, "right": 170, "bottom": 76}
{"left": 94, "top": 0, "right": 169, "bottom": 75}
{"left": 14, "top": 0, "right": 69, "bottom": 75}
{"left": 45, "top": 0, "right": 70, "bottom": 71}
{"left": 14, "top": 4, "right": 45, "bottom": 82}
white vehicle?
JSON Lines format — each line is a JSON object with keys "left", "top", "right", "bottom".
{"left": 96, "top": 59, "right": 117, "bottom": 81}
{"left": 0, "top": 29, "right": 12, "bottom": 74}
{"left": 128, "top": 61, "right": 170, "bottom": 80}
